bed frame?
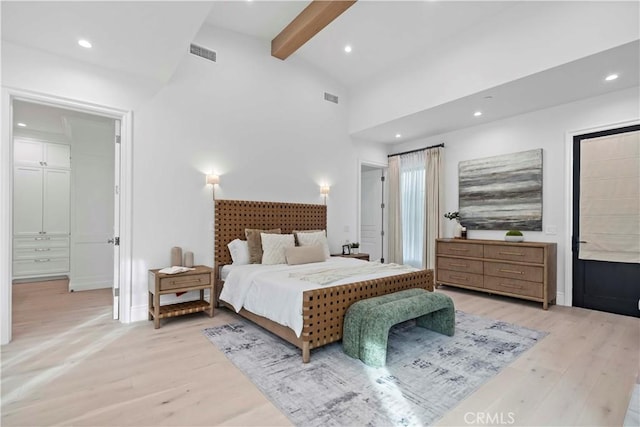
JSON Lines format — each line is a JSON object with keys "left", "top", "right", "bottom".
{"left": 214, "top": 199, "right": 434, "bottom": 362}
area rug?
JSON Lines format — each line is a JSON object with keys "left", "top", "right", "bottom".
{"left": 203, "top": 311, "right": 547, "bottom": 427}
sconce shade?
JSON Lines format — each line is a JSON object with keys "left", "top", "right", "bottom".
{"left": 206, "top": 174, "right": 220, "bottom": 185}
{"left": 320, "top": 185, "right": 330, "bottom": 195}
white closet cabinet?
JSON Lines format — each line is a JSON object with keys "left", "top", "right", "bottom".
{"left": 13, "top": 139, "right": 71, "bottom": 279}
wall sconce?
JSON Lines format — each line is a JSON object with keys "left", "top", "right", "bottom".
{"left": 206, "top": 174, "right": 220, "bottom": 199}
{"left": 320, "top": 185, "right": 330, "bottom": 205}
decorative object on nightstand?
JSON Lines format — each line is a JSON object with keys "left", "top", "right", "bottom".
{"left": 170, "top": 246, "right": 182, "bottom": 266}
{"left": 350, "top": 242, "right": 360, "bottom": 254}
{"left": 505, "top": 230, "right": 524, "bottom": 242}
{"left": 148, "top": 265, "right": 214, "bottom": 328}
{"left": 184, "top": 251, "right": 194, "bottom": 267}
{"left": 342, "top": 244, "right": 351, "bottom": 255}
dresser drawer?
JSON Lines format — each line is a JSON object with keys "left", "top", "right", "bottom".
{"left": 14, "top": 236, "right": 69, "bottom": 249}
{"left": 484, "top": 276, "right": 543, "bottom": 299}
{"left": 437, "top": 257, "right": 483, "bottom": 274}
{"left": 437, "top": 241, "right": 483, "bottom": 258}
{"left": 484, "top": 245, "right": 544, "bottom": 264}
{"left": 437, "top": 269, "right": 484, "bottom": 288}
{"left": 13, "top": 258, "right": 70, "bottom": 277}
{"left": 13, "top": 247, "right": 69, "bottom": 260}
{"left": 159, "top": 273, "right": 210, "bottom": 291}
{"left": 484, "top": 262, "right": 543, "bottom": 283}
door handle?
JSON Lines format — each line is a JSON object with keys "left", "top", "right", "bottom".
{"left": 579, "top": 241, "right": 588, "bottom": 244}
{"left": 107, "top": 238, "right": 115, "bottom": 244}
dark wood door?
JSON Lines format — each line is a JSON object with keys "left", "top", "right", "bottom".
{"left": 572, "top": 124, "right": 640, "bottom": 317}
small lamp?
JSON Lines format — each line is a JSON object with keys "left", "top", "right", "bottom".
{"left": 320, "top": 185, "right": 330, "bottom": 204}
{"left": 206, "top": 174, "right": 220, "bottom": 199}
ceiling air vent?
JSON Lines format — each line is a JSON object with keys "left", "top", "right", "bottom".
{"left": 190, "top": 44, "right": 217, "bottom": 62}
{"left": 324, "top": 92, "right": 339, "bottom": 104}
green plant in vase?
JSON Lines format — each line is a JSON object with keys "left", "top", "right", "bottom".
{"left": 444, "top": 211, "right": 463, "bottom": 238}
{"left": 350, "top": 242, "right": 360, "bottom": 254}
{"left": 505, "top": 229, "right": 524, "bottom": 242}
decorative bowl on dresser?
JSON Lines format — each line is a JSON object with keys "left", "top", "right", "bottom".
{"left": 435, "top": 238, "right": 557, "bottom": 309}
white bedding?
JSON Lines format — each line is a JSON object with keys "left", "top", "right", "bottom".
{"left": 219, "top": 257, "right": 418, "bottom": 337}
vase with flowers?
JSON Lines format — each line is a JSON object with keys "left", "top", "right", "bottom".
{"left": 444, "top": 211, "right": 464, "bottom": 238}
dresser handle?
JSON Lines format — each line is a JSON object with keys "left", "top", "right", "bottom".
{"left": 35, "top": 237, "right": 51, "bottom": 241}
{"left": 35, "top": 259, "right": 51, "bottom": 263}
{"left": 449, "top": 263, "right": 468, "bottom": 267}
{"left": 500, "top": 283, "right": 524, "bottom": 290}
{"left": 499, "top": 251, "right": 524, "bottom": 256}
{"left": 499, "top": 268, "right": 524, "bottom": 275}
{"left": 450, "top": 275, "right": 468, "bottom": 281}
{"left": 35, "top": 248, "right": 51, "bottom": 252}
{"left": 450, "top": 248, "right": 468, "bottom": 252}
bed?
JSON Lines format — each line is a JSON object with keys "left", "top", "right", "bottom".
{"left": 214, "top": 199, "right": 434, "bottom": 362}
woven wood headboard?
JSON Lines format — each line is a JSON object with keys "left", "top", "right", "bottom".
{"left": 214, "top": 199, "right": 327, "bottom": 272}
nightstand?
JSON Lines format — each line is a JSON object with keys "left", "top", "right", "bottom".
{"left": 148, "top": 265, "right": 214, "bottom": 328}
{"left": 332, "top": 253, "right": 370, "bottom": 261}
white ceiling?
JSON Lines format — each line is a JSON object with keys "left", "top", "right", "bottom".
{"left": 3, "top": 1, "right": 638, "bottom": 143}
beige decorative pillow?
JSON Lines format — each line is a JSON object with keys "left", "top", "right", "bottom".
{"left": 293, "top": 229, "right": 325, "bottom": 246}
{"left": 261, "top": 233, "right": 295, "bottom": 265}
{"left": 285, "top": 245, "right": 326, "bottom": 265}
{"left": 245, "top": 228, "right": 281, "bottom": 264}
{"left": 296, "top": 230, "right": 330, "bottom": 259}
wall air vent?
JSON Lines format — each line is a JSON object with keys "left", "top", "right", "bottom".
{"left": 190, "top": 44, "right": 217, "bottom": 62}
{"left": 324, "top": 92, "right": 339, "bottom": 104}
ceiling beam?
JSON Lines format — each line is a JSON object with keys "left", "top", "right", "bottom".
{"left": 271, "top": 0, "right": 357, "bottom": 60}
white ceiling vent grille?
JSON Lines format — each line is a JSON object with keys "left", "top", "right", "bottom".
{"left": 324, "top": 92, "right": 339, "bottom": 104}
{"left": 190, "top": 44, "right": 217, "bottom": 62}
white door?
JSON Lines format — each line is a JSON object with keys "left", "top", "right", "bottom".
{"left": 44, "top": 143, "right": 71, "bottom": 169}
{"left": 361, "top": 168, "right": 384, "bottom": 261}
{"left": 13, "top": 167, "right": 43, "bottom": 235}
{"left": 14, "top": 139, "right": 43, "bottom": 167}
{"left": 43, "top": 169, "right": 70, "bottom": 235}
{"left": 68, "top": 116, "right": 115, "bottom": 294}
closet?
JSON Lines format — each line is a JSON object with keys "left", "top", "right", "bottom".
{"left": 13, "top": 138, "right": 71, "bottom": 278}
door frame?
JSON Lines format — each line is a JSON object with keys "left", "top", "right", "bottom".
{"left": 1, "top": 87, "right": 133, "bottom": 344}
{"left": 563, "top": 118, "right": 639, "bottom": 308}
{"left": 357, "top": 159, "right": 388, "bottom": 263}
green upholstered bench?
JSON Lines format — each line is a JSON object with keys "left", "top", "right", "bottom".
{"left": 343, "top": 289, "right": 455, "bottom": 367}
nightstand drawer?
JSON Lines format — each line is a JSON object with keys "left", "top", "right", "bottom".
{"left": 159, "top": 273, "right": 210, "bottom": 291}
{"left": 484, "top": 245, "right": 544, "bottom": 263}
{"left": 484, "top": 262, "right": 543, "bottom": 283}
{"left": 484, "top": 276, "right": 543, "bottom": 299}
{"left": 437, "top": 257, "right": 483, "bottom": 274}
{"left": 437, "top": 241, "right": 483, "bottom": 258}
{"left": 437, "top": 269, "right": 484, "bottom": 288}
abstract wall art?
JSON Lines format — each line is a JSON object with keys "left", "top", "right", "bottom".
{"left": 459, "top": 149, "right": 543, "bottom": 230}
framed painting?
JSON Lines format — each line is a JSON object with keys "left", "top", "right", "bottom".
{"left": 459, "top": 149, "right": 543, "bottom": 231}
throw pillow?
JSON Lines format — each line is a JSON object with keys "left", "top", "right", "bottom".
{"left": 285, "top": 245, "right": 326, "bottom": 265}
{"left": 261, "top": 233, "right": 295, "bottom": 265}
{"left": 245, "top": 228, "right": 281, "bottom": 264}
{"left": 296, "top": 230, "right": 330, "bottom": 259}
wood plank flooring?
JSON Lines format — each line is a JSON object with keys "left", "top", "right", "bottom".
{"left": 2, "top": 281, "right": 638, "bottom": 426}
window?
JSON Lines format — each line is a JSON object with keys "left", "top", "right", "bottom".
{"left": 399, "top": 152, "right": 425, "bottom": 268}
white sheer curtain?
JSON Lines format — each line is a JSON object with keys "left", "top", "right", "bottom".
{"left": 400, "top": 151, "right": 426, "bottom": 268}
{"left": 387, "top": 156, "right": 403, "bottom": 264}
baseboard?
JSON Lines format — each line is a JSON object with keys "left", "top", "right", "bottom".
{"left": 69, "top": 278, "right": 111, "bottom": 292}
{"left": 130, "top": 304, "right": 148, "bottom": 323}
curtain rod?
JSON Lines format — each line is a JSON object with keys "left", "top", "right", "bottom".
{"left": 387, "top": 143, "right": 444, "bottom": 158}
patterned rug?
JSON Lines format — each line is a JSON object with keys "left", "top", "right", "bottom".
{"left": 203, "top": 311, "right": 547, "bottom": 427}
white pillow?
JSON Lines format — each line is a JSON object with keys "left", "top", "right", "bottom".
{"left": 227, "top": 239, "right": 250, "bottom": 265}
{"left": 261, "top": 233, "right": 295, "bottom": 265}
{"left": 296, "top": 231, "right": 330, "bottom": 259}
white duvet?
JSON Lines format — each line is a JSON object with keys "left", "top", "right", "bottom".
{"left": 219, "top": 257, "right": 418, "bottom": 337}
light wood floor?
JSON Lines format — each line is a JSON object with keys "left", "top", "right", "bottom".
{"left": 2, "top": 281, "right": 638, "bottom": 426}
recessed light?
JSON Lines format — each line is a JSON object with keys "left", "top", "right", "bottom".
{"left": 474, "top": 111, "right": 482, "bottom": 117}
{"left": 344, "top": 45, "right": 352, "bottom": 53}
{"left": 78, "top": 39, "right": 92, "bottom": 49}
{"left": 395, "top": 133, "right": 402, "bottom": 138}
{"left": 17, "top": 122, "right": 27, "bottom": 127}
{"left": 605, "top": 73, "right": 618, "bottom": 81}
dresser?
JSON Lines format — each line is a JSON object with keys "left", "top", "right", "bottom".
{"left": 435, "top": 238, "right": 557, "bottom": 309}
{"left": 13, "top": 139, "right": 71, "bottom": 279}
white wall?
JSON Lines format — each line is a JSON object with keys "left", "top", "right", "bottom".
{"left": 349, "top": 1, "right": 640, "bottom": 134}
{"left": 129, "top": 24, "right": 365, "bottom": 317}
{"left": 389, "top": 86, "right": 640, "bottom": 304}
